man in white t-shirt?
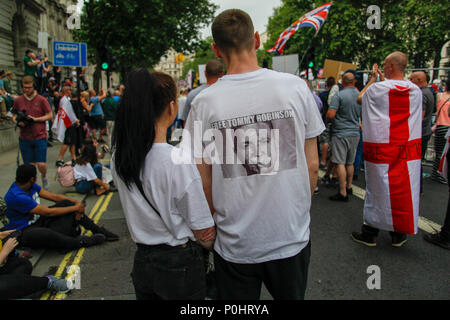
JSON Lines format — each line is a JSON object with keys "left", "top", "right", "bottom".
{"left": 182, "top": 9, "right": 324, "bottom": 300}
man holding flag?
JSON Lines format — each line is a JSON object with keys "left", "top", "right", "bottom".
{"left": 352, "top": 52, "right": 422, "bottom": 247}
{"left": 53, "top": 85, "right": 79, "bottom": 167}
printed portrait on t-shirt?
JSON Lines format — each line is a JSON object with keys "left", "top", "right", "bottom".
{"left": 209, "top": 109, "right": 297, "bottom": 178}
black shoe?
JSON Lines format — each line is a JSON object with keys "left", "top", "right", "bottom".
{"left": 391, "top": 234, "right": 408, "bottom": 247}
{"left": 98, "top": 139, "right": 106, "bottom": 144}
{"left": 326, "top": 177, "right": 338, "bottom": 188}
{"left": 430, "top": 175, "right": 447, "bottom": 184}
{"left": 56, "top": 160, "right": 64, "bottom": 167}
{"left": 320, "top": 175, "right": 331, "bottom": 185}
{"left": 79, "top": 234, "right": 106, "bottom": 247}
{"left": 351, "top": 232, "right": 376, "bottom": 247}
{"left": 423, "top": 232, "right": 450, "bottom": 250}
{"left": 99, "top": 227, "right": 119, "bottom": 241}
{"left": 47, "top": 142, "right": 53, "bottom": 148}
{"left": 314, "top": 187, "right": 319, "bottom": 195}
{"left": 329, "top": 193, "right": 349, "bottom": 202}
{"left": 347, "top": 188, "right": 353, "bottom": 195}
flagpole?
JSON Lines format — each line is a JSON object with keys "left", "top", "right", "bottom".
{"left": 296, "top": 32, "right": 316, "bottom": 76}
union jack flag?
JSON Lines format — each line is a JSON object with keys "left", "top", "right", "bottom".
{"left": 267, "top": 2, "right": 332, "bottom": 55}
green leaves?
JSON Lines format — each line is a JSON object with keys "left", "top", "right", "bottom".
{"left": 265, "top": 0, "right": 450, "bottom": 71}
{"left": 72, "top": 0, "right": 217, "bottom": 74}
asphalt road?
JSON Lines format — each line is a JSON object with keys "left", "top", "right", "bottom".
{"left": 1, "top": 141, "right": 448, "bottom": 300}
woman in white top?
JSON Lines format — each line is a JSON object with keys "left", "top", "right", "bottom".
{"left": 74, "top": 141, "right": 110, "bottom": 196}
{"left": 111, "top": 70, "right": 216, "bottom": 300}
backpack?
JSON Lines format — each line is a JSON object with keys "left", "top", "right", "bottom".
{"left": 0, "top": 196, "right": 8, "bottom": 226}
{"left": 57, "top": 161, "right": 76, "bottom": 187}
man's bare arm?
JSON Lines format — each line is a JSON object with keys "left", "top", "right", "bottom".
{"left": 39, "top": 188, "right": 81, "bottom": 205}
{"left": 357, "top": 64, "right": 383, "bottom": 105}
{"left": 326, "top": 109, "right": 337, "bottom": 121}
{"left": 30, "top": 203, "right": 83, "bottom": 217}
{"left": 305, "top": 137, "right": 319, "bottom": 196}
{"left": 196, "top": 161, "right": 215, "bottom": 214}
{"left": 30, "top": 111, "right": 53, "bottom": 122}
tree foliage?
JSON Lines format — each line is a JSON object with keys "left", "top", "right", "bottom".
{"left": 264, "top": 0, "right": 450, "bottom": 74}
{"left": 72, "top": 0, "right": 217, "bottom": 87}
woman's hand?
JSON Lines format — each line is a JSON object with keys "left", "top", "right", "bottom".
{"left": 2, "top": 238, "right": 19, "bottom": 255}
{"left": 0, "top": 230, "right": 15, "bottom": 240}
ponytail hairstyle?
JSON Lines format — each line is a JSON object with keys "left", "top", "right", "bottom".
{"left": 112, "top": 69, "right": 177, "bottom": 191}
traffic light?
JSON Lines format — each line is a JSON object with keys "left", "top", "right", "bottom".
{"left": 98, "top": 44, "right": 118, "bottom": 71}
{"left": 98, "top": 45, "right": 109, "bottom": 70}
{"left": 305, "top": 49, "right": 315, "bottom": 70}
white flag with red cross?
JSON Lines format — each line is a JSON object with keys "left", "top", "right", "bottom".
{"left": 52, "top": 96, "right": 78, "bottom": 143}
{"left": 362, "top": 80, "right": 423, "bottom": 235}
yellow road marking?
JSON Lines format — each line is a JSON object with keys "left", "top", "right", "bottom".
{"left": 40, "top": 195, "right": 106, "bottom": 300}
{"left": 318, "top": 170, "right": 442, "bottom": 232}
{"left": 54, "top": 192, "right": 114, "bottom": 300}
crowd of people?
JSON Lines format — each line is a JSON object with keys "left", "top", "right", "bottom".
{"left": 111, "top": 9, "right": 449, "bottom": 301}
{"left": 0, "top": 50, "right": 123, "bottom": 299}
{"left": 0, "top": 9, "right": 449, "bottom": 301}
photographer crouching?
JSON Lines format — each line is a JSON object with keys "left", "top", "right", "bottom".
{"left": 11, "top": 76, "right": 53, "bottom": 190}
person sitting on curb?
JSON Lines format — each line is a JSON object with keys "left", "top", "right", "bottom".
{"left": 74, "top": 141, "right": 111, "bottom": 196}
{"left": 2, "top": 164, "right": 119, "bottom": 252}
{"left": 0, "top": 230, "right": 72, "bottom": 299}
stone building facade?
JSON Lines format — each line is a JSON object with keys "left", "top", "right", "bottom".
{"left": 0, "top": 0, "right": 119, "bottom": 152}
{"left": 0, "top": 0, "right": 78, "bottom": 93}
{"left": 153, "top": 49, "right": 193, "bottom": 81}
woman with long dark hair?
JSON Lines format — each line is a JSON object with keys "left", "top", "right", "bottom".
{"left": 74, "top": 140, "right": 110, "bottom": 196}
{"left": 111, "top": 70, "right": 216, "bottom": 300}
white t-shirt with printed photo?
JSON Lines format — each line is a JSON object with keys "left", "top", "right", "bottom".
{"left": 111, "top": 144, "right": 215, "bottom": 247}
{"left": 182, "top": 68, "right": 325, "bottom": 264}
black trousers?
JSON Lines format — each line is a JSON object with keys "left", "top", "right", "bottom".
{"left": 20, "top": 200, "right": 102, "bottom": 250}
{"left": 213, "top": 241, "right": 311, "bottom": 300}
{"left": 0, "top": 256, "right": 48, "bottom": 300}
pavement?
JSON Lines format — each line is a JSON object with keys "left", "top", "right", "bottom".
{"left": 1, "top": 139, "right": 449, "bottom": 300}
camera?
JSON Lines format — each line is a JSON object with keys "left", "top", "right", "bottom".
{"left": 12, "top": 109, "right": 34, "bottom": 128}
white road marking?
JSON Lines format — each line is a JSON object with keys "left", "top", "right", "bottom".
{"left": 318, "top": 170, "right": 442, "bottom": 233}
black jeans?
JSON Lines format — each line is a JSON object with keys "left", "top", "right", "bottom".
{"left": 20, "top": 200, "right": 101, "bottom": 250}
{"left": 0, "top": 256, "right": 48, "bottom": 299}
{"left": 213, "top": 241, "right": 311, "bottom": 300}
{"left": 131, "top": 241, "right": 206, "bottom": 300}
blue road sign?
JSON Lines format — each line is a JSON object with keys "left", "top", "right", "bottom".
{"left": 53, "top": 41, "right": 87, "bottom": 67}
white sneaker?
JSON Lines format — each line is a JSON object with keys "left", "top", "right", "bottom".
{"left": 42, "top": 178, "right": 49, "bottom": 190}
